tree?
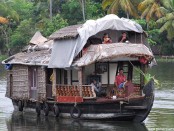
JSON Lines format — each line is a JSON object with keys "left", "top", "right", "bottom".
{"left": 138, "top": 0, "right": 168, "bottom": 23}
{"left": 39, "top": 14, "right": 68, "bottom": 36}
{"left": 156, "top": 0, "right": 174, "bottom": 40}
{"left": 102, "top": 0, "right": 140, "bottom": 18}
{"left": 9, "top": 19, "right": 36, "bottom": 53}
{"left": 0, "top": 0, "right": 19, "bottom": 22}
{"left": 61, "top": 0, "right": 104, "bottom": 25}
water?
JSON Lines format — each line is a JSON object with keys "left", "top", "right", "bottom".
{"left": 0, "top": 62, "right": 174, "bottom": 131}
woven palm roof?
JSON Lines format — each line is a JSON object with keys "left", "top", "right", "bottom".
{"left": 49, "top": 24, "right": 82, "bottom": 40}
{"left": 2, "top": 50, "right": 51, "bottom": 66}
{"left": 73, "top": 43, "right": 154, "bottom": 67}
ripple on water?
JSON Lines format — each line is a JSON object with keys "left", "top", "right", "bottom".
{"left": 153, "top": 89, "right": 174, "bottom": 109}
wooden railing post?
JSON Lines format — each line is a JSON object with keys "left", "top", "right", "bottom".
{"left": 52, "top": 68, "right": 56, "bottom": 97}
{"left": 78, "top": 68, "right": 83, "bottom": 97}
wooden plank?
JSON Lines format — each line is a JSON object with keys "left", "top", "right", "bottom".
{"left": 52, "top": 68, "right": 56, "bottom": 96}
{"left": 78, "top": 68, "right": 82, "bottom": 96}
{"left": 124, "top": 106, "right": 147, "bottom": 110}
{"left": 57, "top": 96, "right": 83, "bottom": 103}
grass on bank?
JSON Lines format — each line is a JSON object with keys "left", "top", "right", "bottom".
{"left": 155, "top": 56, "right": 174, "bottom": 62}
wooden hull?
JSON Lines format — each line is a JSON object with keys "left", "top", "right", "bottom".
{"left": 11, "top": 80, "right": 154, "bottom": 122}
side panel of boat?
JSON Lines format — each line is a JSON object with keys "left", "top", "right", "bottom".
{"left": 133, "top": 79, "right": 155, "bottom": 122}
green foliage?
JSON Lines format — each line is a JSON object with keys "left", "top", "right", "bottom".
{"left": 10, "top": 19, "right": 36, "bottom": 52}
{"left": 0, "top": 0, "right": 174, "bottom": 56}
{"left": 133, "top": 63, "right": 160, "bottom": 87}
{"left": 102, "top": 0, "right": 139, "bottom": 18}
{"left": 0, "top": 55, "right": 8, "bottom": 62}
{"left": 61, "top": 0, "right": 83, "bottom": 25}
{"left": 61, "top": 0, "right": 104, "bottom": 25}
{"left": 10, "top": 0, "right": 33, "bottom": 20}
{"left": 156, "top": 0, "right": 174, "bottom": 41}
{"left": 0, "top": 0, "right": 19, "bottom": 22}
{"left": 86, "top": 1, "right": 104, "bottom": 19}
{"left": 39, "top": 14, "right": 68, "bottom": 37}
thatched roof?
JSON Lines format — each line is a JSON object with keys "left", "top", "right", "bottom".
{"left": 2, "top": 50, "right": 51, "bottom": 66}
{"left": 2, "top": 31, "right": 53, "bottom": 66}
{"left": 73, "top": 43, "right": 154, "bottom": 67}
{"left": 49, "top": 24, "right": 82, "bottom": 40}
{"left": 29, "top": 31, "right": 47, "bottom": 45}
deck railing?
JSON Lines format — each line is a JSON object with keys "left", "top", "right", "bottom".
{"left": 56, "top": 85, "right": 96, "bottom": 99}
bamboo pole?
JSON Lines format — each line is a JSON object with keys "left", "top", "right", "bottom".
{"left": 78, "top": 68, "right": 83, "bottom": 97}
{"left": 52, "top": 68, "right": 56, "bottom": 97}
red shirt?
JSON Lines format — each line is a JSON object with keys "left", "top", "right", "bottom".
{"left": 115, "top": 74, "right": 126, "bottom": 86}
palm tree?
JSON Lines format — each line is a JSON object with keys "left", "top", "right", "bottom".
{"left": 156, "top": 0, "right": 174, "bottom": 40}
{"left": 0, "top": 0, "right": 19, "bottom": 55}
{"left": 102, "top": 0, "right": 140, "bottom": 18}
{"left": 0, "top": 1, "right": 19, "bottom": 23}
{"left": 138, "top": 0, "right": 168, "bottom": 23}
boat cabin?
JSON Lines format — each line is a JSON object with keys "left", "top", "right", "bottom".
{"left": 47, "top": 15, "right": 154, "bottom": 103}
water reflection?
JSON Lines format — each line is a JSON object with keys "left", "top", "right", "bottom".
{"left": 6, "top": 113, "right": 148, "bottom": 131}
{"left": 1, "top": 62, "right": 174, "bottom": 131}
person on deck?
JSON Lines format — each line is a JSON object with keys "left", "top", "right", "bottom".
{"left": 114, "top": 68, "right": 127, "bottom": 88}
{"left": 91, "top": 79, "right": 105, "bottom": 97}
{"left": 118, "top": 32, "right": 129, "bottom": 43}
{"left": 102, "top": 33, "right": 112, "bottom": 44}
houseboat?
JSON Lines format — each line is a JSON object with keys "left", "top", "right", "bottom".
{"left": 2, "top": 15, "right": 155, "bottom": 122}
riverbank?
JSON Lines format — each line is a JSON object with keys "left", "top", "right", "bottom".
{"left": 156, "top": 56, "right": 174, "bottom": 62}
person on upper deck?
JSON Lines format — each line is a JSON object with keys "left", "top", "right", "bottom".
{"left": 118, "top": 32, "right": 129, "bottom": 43}
{"left": 102, "top": 33, "right": 112, "bottom": 44}
{"left": 114, "top": 68, "right": 127, "bottom": 88}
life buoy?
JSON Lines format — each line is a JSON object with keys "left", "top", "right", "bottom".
{"left": 70, "top": 106, "right": 81, "bottom": 119}
{"left": 18, "top": 100, "right": 23, "bottom": 112}
{"left": 53, "top": 104, "right": 60, "bottom": 117}
{"left": 36, "top": 102, "right": 41, "bottom": 116}
{"left": 43, "top": 102, "right": 49, "bottom": 116}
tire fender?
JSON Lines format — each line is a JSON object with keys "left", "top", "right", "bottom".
{"left": 36, "top": 102, "right": 41, "bottom": 116}
{"left": 53, "top": 104, "right": 60, "bottom": 117}
{"left": 18, "top": 100, "right": 23, "bottom": 112}
{"left": 43, "top": 102, "right": 49, "bottom": 116}
{"left": 70, "top": 106, "right": 81, "bottom": 119}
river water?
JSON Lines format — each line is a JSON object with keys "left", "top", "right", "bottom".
{"left": 0, "top": 62, "right": 174, "bottom": 131}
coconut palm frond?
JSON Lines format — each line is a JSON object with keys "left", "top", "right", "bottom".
{"left": 166, "top": 25, "right": 174, "bottom": 40}
{"left": 0, "top": 1, "right": 19, "bottom": 22}
{"left": 172, "top": 20, "right": 174, "bottom": 28}
{"left": 159, "top": 7, "right": 170, "bottom": 15}
{"left": 146, "top": 4, "right": 156, "bottom": 22}
{"left": 107, "top": 0, "right": 119, "bottom": 14}
{"left": 102, "top": 0, "right": 114, "bottom": 9}
{"left": 165, "top": 12, "right": 174, "bottom": 21}
{"left": 156, "top": 16, "right": 167, "bottom": 24}
{"left": 141, "top": 5, "right": 151, "bottom": 19}
{"left": 125, "top": 0, "right": 139, "bottom": 18}
{"left": 155, "top": 6, "right": 164, "bottom": 18}
{"left": 161, "top": 0, "right": 172, "bottom": 9}
{"left": 159, "top": 20, "right": 172, "bottom": 33}
{"left": 168, "top": 0, "right": 174, "bottom": 10}
{"left": 130, "top": 62, "right": 159, "bottom": 86}
{"left": 138, "top": 0, "right": 154, "bottom": 11}
{"left": 149, "top": 3, "right": 157, "bottom": 17}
